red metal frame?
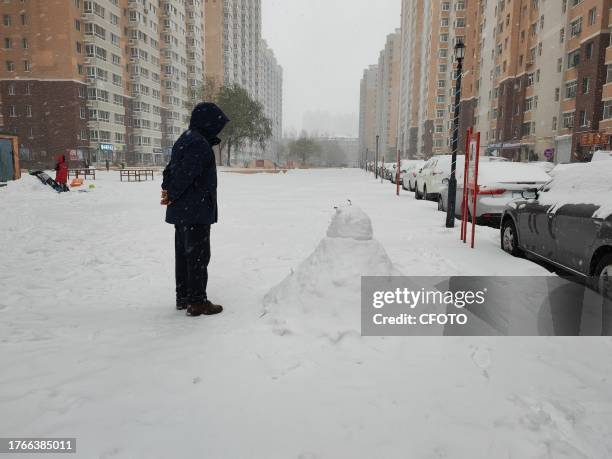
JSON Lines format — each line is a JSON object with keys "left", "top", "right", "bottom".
{"left": 469, "top": 133, "right": 481, "bottom": 249}
{"left": 460, "top": 128, "right": 472, "bottom": 243}
{"left": 460, "top": 129, "right": 480, "bottom": 248}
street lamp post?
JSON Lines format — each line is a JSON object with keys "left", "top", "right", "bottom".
{"left": 375, "top": 134, "right": 380, "bottom": 179}
{"left": 365, "top": 148, "right": 369, "bottom": 171}
{"left": 446, "top": 40, "right": 466, "bottom": 229}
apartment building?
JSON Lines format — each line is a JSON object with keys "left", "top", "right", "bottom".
{"left": 159, "top": 1, "right": 190, "bottom": 161}
{"left": 204, "top": 0, "right": 282, "bottom": 161}
{"left": 557, "top": 0, "right": 611, "bottom": 162}
{"left": 0, "top": 0, "right": 89, "bottom": 164}
{"left": 375, "top": 30, "right": 401, "bottom": 158}
{"left": 358, "top": 65, "right": 378, "bottom": 157}
{"left": 0, "top": 0, "right": 209, "bottom": 166}
{"left": 374, "top": 0, "right": 612, "bottom": 163}
{"left": 397, "top": 0, "right": 425, "bottom": 158}
{"left": 260, "top": 40, "right": 282, "bottom": 143}
{"left": 204, "top": 0, "right": 261, "bottom": 100}
{"left": 126, "top": 0, "right": 164, "bottom": 165}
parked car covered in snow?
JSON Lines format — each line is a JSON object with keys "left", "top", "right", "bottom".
{"left": 401, "top": 160, "right": 426, "bottom": 191}
{"left": 501, "top": 161, "right": 612, "bottom": 291}
{"left": 415, "top": 155, "right": 465, "bottom": 201}
{"left": 527, "top": 161, "right": 556, "bottom": 175}
{"left": 389, "top": 159, "right": 421, "bottom": 185}
{"left": 438, "top": 162, "right": 551, "bottom": 227}
{"left": 383, "top": 163, "right": 396, "bottom": 181}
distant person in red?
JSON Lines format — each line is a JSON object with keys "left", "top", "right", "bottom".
{"left": 54, "top": 155, "right": 69, "bottom": 192}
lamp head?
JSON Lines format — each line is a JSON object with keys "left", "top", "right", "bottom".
{"left": 455, "top": 40, "right": 466, "bottom": 61}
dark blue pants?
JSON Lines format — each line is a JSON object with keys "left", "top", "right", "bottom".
{"left": 175, "top": 225, "right": 211, "bottom": 305}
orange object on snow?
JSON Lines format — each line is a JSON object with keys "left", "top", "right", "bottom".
{"left": 70, "top": 177, "right": 84, "bottom": 187}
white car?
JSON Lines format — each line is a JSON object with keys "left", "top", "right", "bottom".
{"left": 527, "top": 161, "right": 555, "bottom": 174}
{"left": 438, "top": 162, "right": 551, "bottom": 227}
{"left": 384, "top": 163, "right": 396, "bottom": 181}
{"left": 389, "top": 159, "right": 420, "bottom": 185}
{"left": 415, "top": 155, "right": 465, "bottom": 201}
{"left": 401, "top": 160, "right": 425, "bottom": 191}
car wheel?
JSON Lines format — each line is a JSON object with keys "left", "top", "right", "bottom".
{"left": 415, "top": 183, "right": 422, "bottom": 200}
{"left": 501, "top": 218, "right": 522, "bottom": 257}
{"left": 593, "top": 254, "right": 612, "bottom": 298}
{"left": 410, "top": 181, "right": 415, "bottom": 192}
{"left": 438, "top": 195, "right": 445, "bottom": 212}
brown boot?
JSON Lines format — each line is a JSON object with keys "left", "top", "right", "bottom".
{"left": 187, "top": 300, "right": 223, "bottom": 317}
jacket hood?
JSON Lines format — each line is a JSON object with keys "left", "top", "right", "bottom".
{"left": 189, "top": 103, "right": 230, "bottom": 145}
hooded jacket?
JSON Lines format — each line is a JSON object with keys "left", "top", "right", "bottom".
{"left": 162, "top": 103, "right": 230, "bottom": 226}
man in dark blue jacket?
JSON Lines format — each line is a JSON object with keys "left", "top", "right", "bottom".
{"left": 161, "top": 102, "right": 229, "bottom": 317}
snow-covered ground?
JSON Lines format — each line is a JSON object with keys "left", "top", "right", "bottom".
{"left": 1, "top": 169, "right": 611, "bottom": 458}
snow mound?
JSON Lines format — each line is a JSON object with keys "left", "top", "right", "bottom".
{"left": 3, "top": 174, "right": 49, "bottom": 194}
{"left": 263, "top": 206, "right": 400, "bottom": 340}
{"left": 326, "top": 205, "right": 373, "bottom": 241}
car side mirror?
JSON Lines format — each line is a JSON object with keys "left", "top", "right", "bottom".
{"left": 442, "top": 178, "right": 450, "bottom": 185}
{"left": 521, "top": 188, "right": 539, "bottom": 200}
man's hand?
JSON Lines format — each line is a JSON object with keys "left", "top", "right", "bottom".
{"left": 161, "top": 190, "right": 171, "bottom": 206}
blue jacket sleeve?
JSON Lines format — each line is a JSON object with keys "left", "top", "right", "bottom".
{"left": 165, "top": 140, "right": 205, "bottom": 203}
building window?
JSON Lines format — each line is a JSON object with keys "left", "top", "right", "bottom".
{"left": 4, "top": 37, "right": 11, "bottom": 48}
{"left": 25, "top": 105, "right": 32, "bottom": 117}
{"left": 582, "top": 77, "right": 591, "bottom": 94}
{"left": 8, "top": 84, "right": 15, "bottom": 95}
{"left": 562, "top": 111, "right": 575, "bottom": 129}
{"left": 579, "top": 110, "right": 588, "bottom": 127}
{"left": 23, "top": 60, "right": 31, "bottom": 71}
{"left": 22, "top": 37, "right": 28, "bottom": 49}
{"left": 585, "top": 41, "right": 593, "bottom": 60}
{"left": 569, "top": 17, "right": 582, "bottom": 38}
{"left": 25, "top": 83, "right": 31, "bottom": 95}
{"left": 567, "top": 49, "right": 580, "bottom": 69}
{"left": 80, "top": 108, "right": 86, "bottom": 119}
{"left": 3, "top": 15, "right": 11, "bottom": 26}
{"left": 588, "top": 7, "right": 597, "bottom": 26}
{"left": 6, "top": 60, "right": 14, "bottom": 71}
{"left": 8, "top": 105, "right": 16, "bottom": 117}
{"left": 20, "top": 14, "right": 27, "bottom": 25}
{"left": 603, "top": 100, "right": 612, "bottom": 120}
{"left": 565, "top": 80, "right": 577, "bottom": 99}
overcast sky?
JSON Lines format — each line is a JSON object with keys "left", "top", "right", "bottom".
{"left": 262, "top": 0, "right": 401, "bottom": 138}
